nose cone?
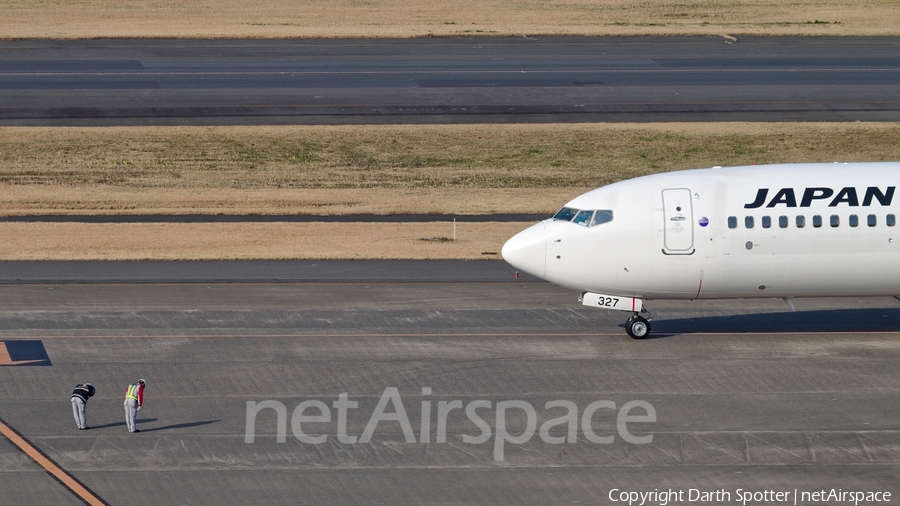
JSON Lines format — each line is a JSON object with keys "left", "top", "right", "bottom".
{"left": 501, "top": 222, "right": 546, "bottom": 279}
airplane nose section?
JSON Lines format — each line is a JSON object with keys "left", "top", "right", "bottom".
{"left": 501, "top": 222, "right": 546, "bottom": 279}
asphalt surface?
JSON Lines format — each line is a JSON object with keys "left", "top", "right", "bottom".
{"left": 0, "top": 260, "right": 529, "bottom": 284}
{"left": 1, "top": 261, "right": 899, "bottom": 505}
{"left": 0, "top": 214, "right": 547, "bottom": 224}
{"left": 1, "top": 37, "right": 899, "bottom": 124}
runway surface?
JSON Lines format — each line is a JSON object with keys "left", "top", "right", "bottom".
{"left": 1, "top": 37, "right": 899, "bottom": 125}
{"left": 0, "top": 261, "right": 899, "bottom": 505}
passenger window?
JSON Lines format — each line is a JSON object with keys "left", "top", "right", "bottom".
{"left": 830, "top": 215, "right": 839, "bottom": 227}
{"left": 779, "top": 216, "right": 788, "bottom": 228}
{"left": 572, "top": 210, "right": 594, "bottom": 227}
{"left": 888, "top": 214, "right": 896, "bottom": 227}
{"left": 591, "top": 210, "right": 614, "bottom": 227}
{"left": 745, "top": 216, "right": 754, "bottom": 229}
{"left": 868, "top": 214, "right": 877, "bottom": 227}
{"left": 728, "top": 216, "right": 737, "bottom": 229}
{"left": 762, "top": 216, "right": 771, "bottom": 229}
{"left": 553, "top": 207, "right": 578, "bottom": 221}
{"left": 796, "top": 216, "right": 805, "bottom": 228}
{"left": 849, "top": 215, "right": 859, "bottom": 227}
{"left": 812, "top": 215, "right": 822, "bottom": 228}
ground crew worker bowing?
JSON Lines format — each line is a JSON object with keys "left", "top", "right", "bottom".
{"left": 124, "top": 379, "right": 146, "bottom": 433}
{"left": 70, "top": 383, "right": 95, "bottom": 430}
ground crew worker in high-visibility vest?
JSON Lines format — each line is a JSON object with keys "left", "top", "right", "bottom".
{"left": 70, "top": 383, "right": 95, "bottom": 430}
{"left": 124, "top": 379, "right": 146, "bottom": 433}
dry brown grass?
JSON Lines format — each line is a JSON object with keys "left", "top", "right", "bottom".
{"left": 0, "top": 186, "right": 578, "bottom": 217}
{"left": 3, "top": 122, "right": 900, "bottom": 260}
{"left": 0, "top": 222, "right": 523, "bottom": 260}
{"left": 2, "top": 0, "right": 898, "bottom": 39}
{"left": 2, "top": 123, "right": 900, "bottom": 217}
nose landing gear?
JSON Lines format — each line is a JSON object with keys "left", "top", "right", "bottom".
{"left": 578, "top": 292, "right": 651, "bottom": 339}
{"left": 625, "top": 309, "right": 652, "bottom": 339}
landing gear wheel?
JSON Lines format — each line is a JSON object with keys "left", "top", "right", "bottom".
{"left": 626, "top": 315, "right": 651, "bottom": 339}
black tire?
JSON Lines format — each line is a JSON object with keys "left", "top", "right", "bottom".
{"left": 626, "top": 316, "right": 651, "bottom": 339}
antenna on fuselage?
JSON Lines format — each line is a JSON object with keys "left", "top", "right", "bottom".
{"left": 782, "top": 297, "right": 796, "bottom": 312}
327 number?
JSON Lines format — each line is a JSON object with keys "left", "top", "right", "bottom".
{"left": 596, "top": 297, "right": 619, "bottom": 307}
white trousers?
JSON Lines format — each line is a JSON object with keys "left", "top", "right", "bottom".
{"left": 124, "top": 398, "right": 138, "bottom": 432}
{"left": 71, "top": 397, "right": 87, "bottom": 429}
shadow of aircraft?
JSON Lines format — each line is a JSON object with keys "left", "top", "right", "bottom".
{"left": 631, "top": 307, "right": 900, "bottom": 338}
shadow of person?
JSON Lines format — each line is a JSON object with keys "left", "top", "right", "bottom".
{"left": 88, "top": 418, "right": 157, "bottom": 429}
{"left": 139, "top": 420, "right": 221, "bottom": 433}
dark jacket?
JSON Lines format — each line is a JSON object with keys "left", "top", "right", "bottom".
{"left": 71, "top": 384, "right": 96, "bottom": 403}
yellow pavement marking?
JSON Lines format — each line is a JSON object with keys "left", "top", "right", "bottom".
{"left": 0, "top": 417, "right": 108, "bottom": 506}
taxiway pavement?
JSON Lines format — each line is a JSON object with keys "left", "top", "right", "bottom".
{"left": 0, "top": 261, "right": 898, "bottom": 505}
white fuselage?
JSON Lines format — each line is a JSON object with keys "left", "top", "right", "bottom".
{"left": 502, "top": 163, "right": 900, "bottom": 300}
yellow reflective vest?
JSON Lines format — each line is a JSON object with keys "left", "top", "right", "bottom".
{"left": 125, "top": 383, "right": 141, "bottom": 402}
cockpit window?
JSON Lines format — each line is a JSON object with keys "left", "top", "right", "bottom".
{"left": 572, "top": 210, "right": 594, "bottom": 226}
{"left": 591, "top": 210, "right": 613, "bottom": 226}
{"left": 553, "top": 207, "right": 579, "bottom": 221}
{"left": 553, "top": 207, "right": 614, "bottom": 227}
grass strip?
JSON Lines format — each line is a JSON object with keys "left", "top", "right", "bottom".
{"left": 0, "top": 222, "right": 525, "bottom": 260}
{"left": 2, "top": 123, "right": 900, "bottom": 216}
{"left": 3, "top": 122, "right": 899, "bottom": 260}
{"left": 3, "top": 0, "right": 898, "bottom": 38}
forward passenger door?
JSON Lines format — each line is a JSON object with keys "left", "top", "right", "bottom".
{"left": 661, "top": 188, "right": 695, "bottom": 254}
